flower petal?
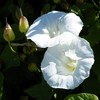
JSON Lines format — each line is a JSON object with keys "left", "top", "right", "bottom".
{"left": 58, "top": 13, "right": 83, "bottom": 36}
{"left": 41, "top": 62, "right": 57, "bottom": 80}
{"left": 47, "top": 75, "right": 75, "bottom": 89}
{"left": 27, "top": 32, "right": 50, "bottom": 48}
{"left": 73, "top": 58, "right": 94, "bottom": 87}
{"left": 71, "top": 37, "right": 94, "bottom": 58}
{"left": 41, "top": 34, "right": 94, "bottom": 89}
{"left": 26, "top": 11, "right": 66, "bottom": 48}
{"left": 26, "top": 11, "right": 83, "bottom": 48}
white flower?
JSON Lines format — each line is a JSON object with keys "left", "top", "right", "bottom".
{"left": 41, "top": 33, "right": 94, "bottom": 89}
{"left": 26, "top": 11, "right": 83, "bottom": 48}
{"left": 58, "top": 13, "right": 83, "bottom": 36}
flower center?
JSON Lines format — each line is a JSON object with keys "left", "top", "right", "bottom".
{"left": 63, "top": 50, "right": 79, "bottom": 75}
{"left": 49, "top": 31, "right": 59, "bottom": 38}
{"left": 66, "top": 58, "right": 77, "bottom": 73}
{"left": 57, "top": 50, "right": 79, "bottom": 76}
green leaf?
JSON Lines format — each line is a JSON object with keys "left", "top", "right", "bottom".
{"left": 25, "top": 82, "right": 53, "bottom": 100}
{"left": 71, "top": 5, "right": 81, "bottom": 15}
{"left": 28, "top": 62, "right": 40, "bottom": 72}
{"left": 85, "top": 21, "right": 100, "bottom": 46}
{"left": 80, "top": 3, "right": 94, "bottom": 10}
{"left": 64, "top": 93, "right": 99, "bottom": 100}
{"left": 0, "top": 45, "right": 20, "bottom": 69}
{"left": 53, "top": 0, "right": 60, "bottom": 4}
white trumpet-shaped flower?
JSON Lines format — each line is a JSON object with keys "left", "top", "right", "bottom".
{"left": 26, "top": 11, "right": 83, "bottom": 48}
{"left": 41, "top": 32, "right": 94, "bottom": 89}
{"left": 58, "top": 13, "right": 83, "bottom": 36}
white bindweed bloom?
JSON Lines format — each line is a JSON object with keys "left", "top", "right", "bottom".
{"left": 58, "top": 13, "right": 83, "bottom": 36}
{"left": 26, "top": 11, "right": 83, "bottom": 48}
{"left": 41, "top": 32, "right": 94, "bottom": 89}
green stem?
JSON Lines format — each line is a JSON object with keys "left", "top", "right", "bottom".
{"left": 11, "top": 42, "right": 32, "bottom": 46}
{"left": 8, "top": 42, "right": 16, "bottom": 53}
{"left": 20, "top": 8, "right": 23, "bottom": 16}
{"left": 92, "top": 0, "right": 100, "bottom": 9}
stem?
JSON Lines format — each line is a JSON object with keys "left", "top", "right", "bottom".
{"left": 92, "top": 0, "right": 100, "bottom": 9}
{"left": 11, "top": 43, "right": 33, "bottom": 47}
{"left": 11, "top": 42, "right": 44, "bottom": 51}
{"left": 8, "top": 42, "right": 16, "bottom": 53}
{"left": 11, "top": 43, "right": 28, "bottom": 46}
{"left": 20, "top": 8, "right": 23, "bottom": 16}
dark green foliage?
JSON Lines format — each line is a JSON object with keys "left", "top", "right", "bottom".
{"left": 0, "top": 0, "right": 100, "bottom": 100}
{"left": 64, "top": 93, "right": 99, "bottom": 100}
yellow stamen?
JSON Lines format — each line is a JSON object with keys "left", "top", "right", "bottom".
{"left": 66, "top": 58, "right": 77, "bottom": 72}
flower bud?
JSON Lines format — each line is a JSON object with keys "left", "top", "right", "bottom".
{"left": 53, "top": 0, "right": 60, "bottom": 4}
{"left": 28, "top": 62, "right": 39, "bottom": 72}
{"left": 19, "top": 53, "right": 26, "bottom": 61}
{"left": 3, "top": 23, "right": 15, "bottom": 42}
{"left": 19, "top": 16, "right": 29, "bottom": 33}
{"left": 76, "top": 0, "right": 84, "bottom": 3}
{"left": 28, "top": 62, "right": 40, "bottom": 72}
